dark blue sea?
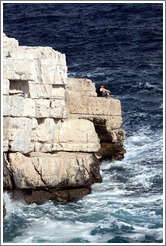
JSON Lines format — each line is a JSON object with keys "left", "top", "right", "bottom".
{"left": 3, "top": 3, "right": 164, "bottom": 244}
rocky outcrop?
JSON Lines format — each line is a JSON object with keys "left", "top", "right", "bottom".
{"left": 3, "top": 33, "right": 125, "bottom": 204}
{"left": 66, "top": 78, "right": 126, "bottom": 160}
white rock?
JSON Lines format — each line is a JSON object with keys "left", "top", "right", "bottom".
{"left": 53, "top": 119, "right": 100, "bottom": 152}
{"left": 9, "top": 96, "right": 24, "bottom": 117}
{"left": 9, "top": 118, "right": 32, "bottom": 153}
{"left": 4, "top": 58, "right": 38, "bottom": 81}
{"left": 23, "top": 98, "right": 36, "bottom": 117}
{"left": 3, "top": 79, "right": 9, "bottom": 95}
{"left": 8, "top": 152, "right": 101, "bottom": 189}
{"left": 32, "top": 118, "right": 56, "bottom": 142}
{"left": 29, "top": 83, "right": 52, "bottom": 99}
{"left": 3, "top": 95, "right": 10, "bottom": 116}
{"left": 40, "top": 59, "right": 67, "bottom": 85}
{"left": 50, "top": 99, "right": 67, "bottom": 118}
{"left": 51, "top": 86, "right": 65, "bottom": 99}
{"left": 35, "top": 99, "right": 50, "bottom": 118}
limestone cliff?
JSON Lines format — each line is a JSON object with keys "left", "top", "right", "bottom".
{"left": 3, "top": 33, "right": 125, "bottom": 204}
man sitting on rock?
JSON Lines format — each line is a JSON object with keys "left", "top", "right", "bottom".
{"left": 96, "top": 83, "right": 111, "bottom": 99}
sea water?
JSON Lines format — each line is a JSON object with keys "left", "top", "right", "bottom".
{"left": 3, "top": 3, "right": 163, "bottom": 243}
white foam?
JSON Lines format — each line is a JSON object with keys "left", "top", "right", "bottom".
{"left": 11, "top": 218, "right": 99, "bottom": 243}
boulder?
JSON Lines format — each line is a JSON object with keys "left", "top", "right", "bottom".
{"left": 8, "top": 152, "right": 102, "bottom": 189}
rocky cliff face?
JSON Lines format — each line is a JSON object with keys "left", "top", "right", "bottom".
{"left": 3, "top": 33, "right": 125, "bottom": 204}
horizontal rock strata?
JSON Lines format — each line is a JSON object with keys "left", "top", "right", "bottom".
{"left": 3, "top": 33, "right": 125, "bottom": 205}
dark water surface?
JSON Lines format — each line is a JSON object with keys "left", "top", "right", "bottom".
{"left": 3, "top": 3, "right": 163, "bottom": 243}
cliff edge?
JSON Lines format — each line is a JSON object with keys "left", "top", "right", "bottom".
{"left": 3, "top": 33, "right": 125, "bottom": 204}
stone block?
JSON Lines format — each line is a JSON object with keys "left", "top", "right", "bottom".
{"left": 67, "top": 78, "right": 97, "bottom": 96}
{"left": 8, "top": 152, "right": 101, "bottom": 189}
{"left": 32, "top": 118, "right": 56, "bottom": 142}
{"left": 52, "top": 119, "right": 100, "bottom": 152}
{"left": 3, "top": 95, "right": 10, "bottom": 116}
{"left": 3, "top": 79, "right": 9, "bottom": 95}
{"left": 9, "top": 96, "right": 24, "bottom": 117}
{"left": 50, "top": 99, "right": 67, "bottom": 118}
{"left": 3, "top": 117, "right": 10, "bottom": 142}
{"left": 9, "top": 117, "right": 32, "bottom": 153}
{"left": 34, "top": 142, "right": 53, "bottom": 152}
{"left": 12, "top": 46, "right": 67, "bottom": 66}
{"left": 4, "top": 58, "right": 38, "bottom": 81}
{"left": 35, "top": 99, "right": 50, "bottom": 118}
{"left": 3, "top": 140, "right": 9, "bottom": 152}
{"left": 28, "top": 83, "right": 52, "bottom": 99}
{"left": 40, "top": 59, "right": 67, "bottom": 85}
{"left": 51, "top": 86, "right": 65, "bottom": 99}
{"left": 8, "top": 97, "right": 36, "bottom": 118}
{"left": 67, "top": 93, "right": 122, "bottom": 116}
{"left": 23, "top": 98, "right": 36, "bottom": 117}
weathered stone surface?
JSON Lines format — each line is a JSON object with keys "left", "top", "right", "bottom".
{"left": 10, "top": 187, "right": 91, "bottom": 204}
{"left": 8, "top": 152, "right": 102, "bottom": 189}
{"left": 7, "top": 46, "right": 66, "bottom": 64}
{"left": 3, "top": 95, "right": 10, "bottom": 116}
{"left": 67, "top": 78, "right": 97, "bottom": 97}
{"left": 53, "top": 119, "right": 100, "bottom": 152}
{"left": 28, "top": 83, "right": 51, "bottom": 99}
{"left": 9, "top": 118, "right": 32, "bottom": 153}
{"left": 4, "top": 58, "right": 38, "bottom": 81}
{"left": 3, "top": 117, "right": 10, "bottom": 151}
{"left": 8, "top": 96, "right": 36, "bottom": 118}
{"left": 26, "top": 187, "right": 91, "bottom": 204}
{"left": 3, "top": 153, "right": 13, "bottom": 189}
{"left": 40, "top": 59, "right": 67, "bottom": 85}
{"left": 28, "top": 83, "right": 65, "bottom": 99}
{"left": 50, "top": 99, "right": 67, "bottom": 118}
{"left": 34, "top": 99, "right": 67, "bottom": 119}
{"left": 3, "top": 79, "right": 9, "bottom": 95}
{"left": 31, "top": 118, "right": 57, "bottom": 142}
{"left": 67, "top": 95, "right": 122, "bottom": 116}
{"left": 3, "top": 33, "right": 18, "bottom": 53}
{"left": 34, "top": 99, "right": 50, "bottom": 118}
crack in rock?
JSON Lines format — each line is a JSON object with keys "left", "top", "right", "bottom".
{"left": 33, "top": 162, "right": 47, "bottom": 187}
